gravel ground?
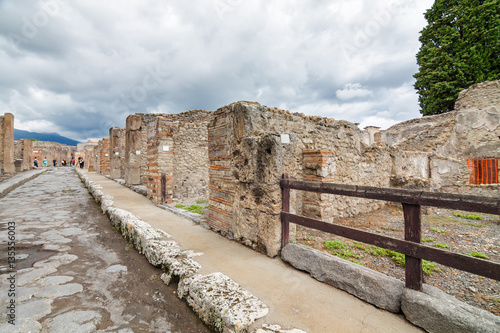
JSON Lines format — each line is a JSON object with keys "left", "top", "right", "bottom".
{"left": 295, "top": 204, "right": 500, "bottom": 316}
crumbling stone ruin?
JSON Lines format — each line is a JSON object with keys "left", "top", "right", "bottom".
{"left": 32, "top": 141, "right": 77, "bottom": 167}
{"left": 110, "top": 111, "right": 213, "bottom": 203}
{"left": 14, "top": 139, "right": 33, "bottom": 172}
{"left": 0, "top": 113, "right": 15, "bottom": 175}
{"left": 81, "top": 80, "right": 499, "bottom": 257}
{"left": 1, "top": 113, "right": 37, "bottom": 174}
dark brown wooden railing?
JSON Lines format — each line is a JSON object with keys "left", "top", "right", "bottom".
{"left": 280, "top": 174, "right": 500, "bottom": 291}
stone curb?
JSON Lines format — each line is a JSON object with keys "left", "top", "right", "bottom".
{"left": 77, "top": 170, "right": 294, "bottom": 333}
{"left": 281, "top": 243, "right": 404, "bottom": 313}
{"left": 0, "top": 168, "right": 46, "bottom": 198}
{"left": 281, "top": 243, "right": 500, "bottom": 332}
{"left": 402, "top": 285, "right": 500, "bottom": 333}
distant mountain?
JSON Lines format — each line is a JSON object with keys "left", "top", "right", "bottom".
{"left": 14, "top": 129, "right": 80, "bottom": 146}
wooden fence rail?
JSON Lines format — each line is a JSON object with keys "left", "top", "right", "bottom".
{"left": 280, "top": 175, "right": 500, "bottom": 291}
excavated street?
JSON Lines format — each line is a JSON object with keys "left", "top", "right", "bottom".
{"left": 0, "top": 168, "right": 210, "bottom": 332}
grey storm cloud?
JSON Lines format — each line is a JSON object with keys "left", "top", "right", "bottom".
{"left": 0, "top": 0, "right": 434, "bottom": 142}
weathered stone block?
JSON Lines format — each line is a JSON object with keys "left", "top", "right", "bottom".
{"left": 178, "top": 272, "right": 269, "bottom": 333}
{"left": 281, "top": 243, "right": 404, "bottom": 313}
{"left": 126, "top": 114, "right": 142, "bottom": 131}
{"left": 402, "top": 285, "right": 500, "bottom": 333}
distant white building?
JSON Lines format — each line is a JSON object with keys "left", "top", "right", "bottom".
{"left": 77, "top": 139, "right": 99, "bottom": 152}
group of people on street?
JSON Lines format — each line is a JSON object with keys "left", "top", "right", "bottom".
{"left": 34, "top": 156, "right": 85, "bottom": 169}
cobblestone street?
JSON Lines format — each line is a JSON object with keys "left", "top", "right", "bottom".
{"left": 0, "top": 168, "right": 210, "bottom": 332}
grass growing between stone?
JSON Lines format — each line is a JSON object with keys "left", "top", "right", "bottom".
{"left": 175, "top": 203, "right": 205, "bottom": 215}
{"left": 320, "top": 240, "right": 442, "bottom": 275}
{"left": 467, "top": 251, "right": 489, "bottom": 260}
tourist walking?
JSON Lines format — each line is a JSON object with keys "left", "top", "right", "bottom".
{"left": 34, "top": 157, "right": 38, "bottom": 168}
{"left": 43, "top": 157, "right": 48, "bottom": 167}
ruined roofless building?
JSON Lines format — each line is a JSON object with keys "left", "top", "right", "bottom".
{"left": 87, "top": 80, "right": 499, "bottom": 257}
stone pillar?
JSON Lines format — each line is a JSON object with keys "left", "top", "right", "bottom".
{"left": 208, "top": 102, "right": 295, "bottom": 257}
{"left": 98, "top": 137, "right": 110, "bottom": 175}
{"left": 146, "top": 117, "right": 174, "bottom": 204}
{"left": 15, "top": 139, "right": 33, "bottom": 171}
{"left": 109, "top": 127, "right": 123, "bottom": 179}
{"left": 1, "top": 113, "right": 15, "bottom": 174}
{"left": 302, "top": 150, "right": 336, "bottom": 223}
{"left": 84, "top": 145, "right": 95, "bottom": 171}
{"left": 125, "top": 115, "right": 143, "bottom": 185}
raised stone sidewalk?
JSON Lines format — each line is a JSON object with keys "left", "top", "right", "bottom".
{"left": 0, "top": 168, "right": 45, "bottom": 198}
{"left": 77, "top": 169, "right": 422, "bottom": 333}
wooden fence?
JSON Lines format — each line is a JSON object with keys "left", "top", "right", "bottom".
{"left": 280, "top": 174, "right": 500, "bottom": 291}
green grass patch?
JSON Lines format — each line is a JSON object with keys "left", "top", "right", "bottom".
{"left": 454, "top": 213, "right": 483, "bottom": 220}
{"left": 186, "top": 204, "right": 204, "bottom": 214}
{"left": 196, "top": 199, "right": 209, "bottom": 204}
{"left": 423, "top": 260, "right": 442, "bottom": 275}
{"left": 422, "top": 237, "right": 435, "bottom": 242}
{"left": 434, "top": 243, "right": 449, "bottom": 249}
{"left": 430, "top": 227, "right": 449, "bottom": 233}
{"left": 174, "top": 203, "right": 205, "bottom": 214}
{"left": 458, "top": 221, "right": 486, "bottom": 228}
{"left": 467, "top": 251, "right": 489, "bottom": 260}
{"left": 350, "top": 241, "right": 440, "bottom": 275}
{"left": 423, "top": 215, "right": 458, "bottom": 225}
{"left": 324, "top": 240, "right": 347, "bottom": 250}
{"left": 324, "top": 240, "right": 361, "bottom": 263}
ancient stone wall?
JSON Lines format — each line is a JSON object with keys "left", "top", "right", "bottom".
{"left": 83, "top": 145, "right": 96, "bottom": 171}
{"left": 384, "top": 80, "right": 499, "bottom": 197}
{"left": 124, "top": 114, "right": 152, "bottom": 185}
{"left": 173, "top": 120, "right": 210, "bottom": 201}
{"left": 207, "top": 101, "right": 387, "bottom": 257}
{"left": 90, "top": 80, "right": 499, "bottom": 258}
{"left": 98, "top": 137, "right": 110, "bottom": 176}
{"left": 109, "top": 127, "right": 125, "bottom": 179}
{"left": 146, "top": 116, "right": 174, "bottom": 204}
{"left": 32, "top": 141, "right": 76, "bottom": 168}
{"left": 145, "top": 110, "right": 212, "bottom": 204}
{"left": 0, "top": 113, "right": 15, "bottom": 174}
{"left": 14, "top": 139, "right": 33, "bottom": 172}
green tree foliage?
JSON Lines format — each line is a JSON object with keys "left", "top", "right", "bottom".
{"left": 414, "top": 0, "right": 500, "bottom": 115}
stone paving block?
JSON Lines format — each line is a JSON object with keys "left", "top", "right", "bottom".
{"left": 178, "top": 273, "right": 269, "bottom": 333}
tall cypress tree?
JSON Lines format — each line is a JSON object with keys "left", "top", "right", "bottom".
{"left": 414, "top": 0, "right": 500, "bottom": 115}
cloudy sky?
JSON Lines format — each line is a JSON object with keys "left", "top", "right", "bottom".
{"left": 0, "top": 0, "right": 434, "bottom": 142}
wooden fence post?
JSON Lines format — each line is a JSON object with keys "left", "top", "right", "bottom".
{"left": 281, "top": 174, "right": 291, "bottom": 248}
{"left": 403, "top": 203, "right": 423, "bottom": 291}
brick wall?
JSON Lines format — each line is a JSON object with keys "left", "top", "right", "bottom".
{"left": 146, "top": 117, "right": 174, "bottom": 204}
{"left": 98, "top": 137, "right": 110, "bottom": 175}
{"left": 208, "top": 110, "right": 233, "bottom": 234}
{"left": 144, "top": 110, "right": 212, "bottom": 204}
